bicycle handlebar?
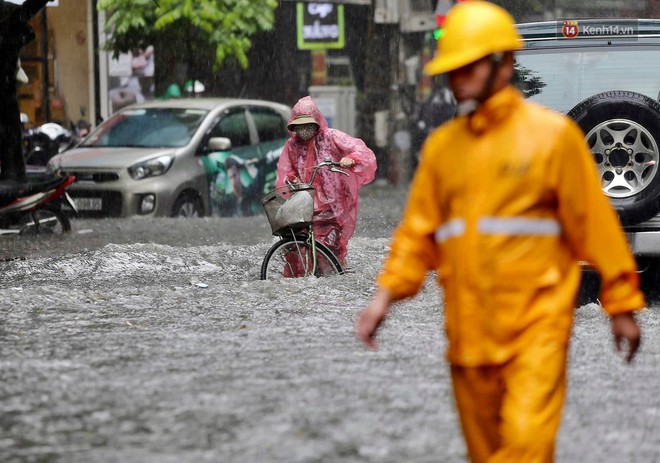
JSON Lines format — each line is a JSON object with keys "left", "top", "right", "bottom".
{"left": 286, "top": 158, "right": 349, "bottom": 187}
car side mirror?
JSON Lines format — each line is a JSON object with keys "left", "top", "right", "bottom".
{"left": 208, "top": 137, "right": 232, "bottom": 151}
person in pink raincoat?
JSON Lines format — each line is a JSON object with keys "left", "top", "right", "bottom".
{"left": 276, "top": 96, "right": 377, "bottom": 265}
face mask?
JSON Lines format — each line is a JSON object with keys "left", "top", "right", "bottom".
{"left": 295, "top": 125, "right": 318, "bottom": 141}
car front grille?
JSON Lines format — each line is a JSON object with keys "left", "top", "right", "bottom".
{"left": 64, "top": 171, "right": 120, "bottom": 183}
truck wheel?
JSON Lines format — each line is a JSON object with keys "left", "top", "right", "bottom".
{"left": 567, "top": 91, "right": 660, "bottom": 226}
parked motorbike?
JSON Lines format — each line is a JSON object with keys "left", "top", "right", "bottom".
{"left": 0, "top": 173, "right": 77, "bottom": 236}
{"left": 22, "top": 122, "right": 78, "bottom": 167}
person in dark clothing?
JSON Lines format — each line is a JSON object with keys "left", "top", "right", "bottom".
{"left": 0, "top": 0, "right": 50, "bottom": 187}
{"left": 411, "top": 81, "right": 457, "bottom": 173}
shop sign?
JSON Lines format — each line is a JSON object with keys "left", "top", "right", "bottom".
{"left": 297, "top": 2, "right": 345, "bottom": 50}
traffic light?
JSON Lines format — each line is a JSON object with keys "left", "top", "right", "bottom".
{"left": 434, "top": 14, "right": 446, "bottom": 40}
{"left": 434, "top": 0, "right": 469, "bottom": 40}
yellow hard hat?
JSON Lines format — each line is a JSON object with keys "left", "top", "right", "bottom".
{"left": 424, "top": 1, "right": 522, "bottom": 76}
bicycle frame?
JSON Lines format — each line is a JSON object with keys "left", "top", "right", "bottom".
{"left": 286, "top": 159, "right": 347, "bottom": 274}
{"left": 291, "top": 226, "right": 320, "bottom": 275}
{"left": 261, "top": 159, "right": 348, "bottom": 279}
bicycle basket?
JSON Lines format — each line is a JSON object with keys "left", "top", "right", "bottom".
{"left": 261, "top": 185, "right": 315, "bottom": 235}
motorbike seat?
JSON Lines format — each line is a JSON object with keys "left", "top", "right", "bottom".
{"left": 0, "top": 173, "right": 68, "bottom": 208}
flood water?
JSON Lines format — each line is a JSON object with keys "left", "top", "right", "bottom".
{"left": 1, "top": 183, "right": 659, "bottom": 463}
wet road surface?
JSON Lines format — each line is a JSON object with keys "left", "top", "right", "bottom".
{"left": 1, "top": 183, "right": 659, "bottom": 462}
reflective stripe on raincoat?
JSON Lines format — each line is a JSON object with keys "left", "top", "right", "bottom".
{"left": 378, "top": 86, "right": 645, "bottom": 367}
{"left": 276, "top": 96, "right": 377, "bottom": 262}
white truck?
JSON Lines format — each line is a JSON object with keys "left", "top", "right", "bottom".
{"left": 516, "top": 19, "right": 660, "bottom": 301}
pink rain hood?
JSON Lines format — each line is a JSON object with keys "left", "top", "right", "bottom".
{"left": 276, "top": 96, "right": 377, "bottom": 261}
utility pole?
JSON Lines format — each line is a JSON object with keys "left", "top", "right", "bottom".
{"left": 362, "top": 0, "right": 438, "bottom": 184}
{"left": 361, "top": 0, "right": 397, "bottom": 182}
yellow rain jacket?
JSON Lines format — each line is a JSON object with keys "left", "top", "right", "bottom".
{"left": 379, "top": 86, "right": 646, "bottom": 367}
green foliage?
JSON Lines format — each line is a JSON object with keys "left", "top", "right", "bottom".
{"left": 97, "top": 0, "right": 278, "bottom": 69}
{"left": 512, "top": 62, "right": 547, "bottom": 98}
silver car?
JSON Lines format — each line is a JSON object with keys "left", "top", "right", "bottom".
{"left": 47, "top": 98, "right": 291, "bottom": 218}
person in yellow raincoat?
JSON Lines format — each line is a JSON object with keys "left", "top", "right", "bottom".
{"left": 355, "top": 2, "right": 645, "bottom": 462}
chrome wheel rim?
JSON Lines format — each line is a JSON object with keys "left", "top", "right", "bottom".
{"left": 586, "top": 118, "right": 659, "bottom": 199}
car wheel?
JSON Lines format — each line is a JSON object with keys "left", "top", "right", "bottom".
{"left": 171, "top": 192, "right": 204, "bottom": 218}
{"left": 567, "top": 91, "right": 660, "bottom": 226}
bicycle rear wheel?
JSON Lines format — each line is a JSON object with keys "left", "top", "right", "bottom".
{"left": 260, "top": 236, "right": 343, "bottom": 280}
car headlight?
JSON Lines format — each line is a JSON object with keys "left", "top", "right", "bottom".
{"left": 128, "top": 155, "right": 174, "bottom": 180}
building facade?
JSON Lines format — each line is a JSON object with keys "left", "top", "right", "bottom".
{"left": 18, "top": 0, "right": 96, "bottom": 128}
{"left": 18, "top": 0, "right": 660, "bottom": 181}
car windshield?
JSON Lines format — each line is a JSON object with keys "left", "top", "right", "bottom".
{"left": 513, "top": 46, "right": 660, "bottom": 113}
{"left": 81, "top": 108, "right": 210, "bottom": 148}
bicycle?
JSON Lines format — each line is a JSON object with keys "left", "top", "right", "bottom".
{"left": 260, "top": 159, "right": 349, "bottom": 279}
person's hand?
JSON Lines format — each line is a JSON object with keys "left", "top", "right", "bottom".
{"left": 340, "top": 157, "right": 356, "bottom": 168}
{"left": 611, "top": 312, "right": 641, "bottom": 363}
{"left": 356, "top": 290, "right": 392, "bottom": 350}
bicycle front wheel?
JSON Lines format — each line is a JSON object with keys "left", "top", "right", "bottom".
{"left": 260, "top": 236, "right": 343, "bottom": 280}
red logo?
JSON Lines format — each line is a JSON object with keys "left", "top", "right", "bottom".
{"left": 562, "top": 20, "right": 579, "bottom": 39}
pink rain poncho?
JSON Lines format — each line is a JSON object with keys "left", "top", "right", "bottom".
{"left": 276, "top": 96, "right": 377, "bottom": 264}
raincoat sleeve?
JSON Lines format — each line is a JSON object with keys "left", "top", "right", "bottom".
{"left": 377, "top": 146, "right": 441, "bottom": 300}
{"left": 275, "top": 139, "right": 298, "bottom": 188}
{"left": 553, "top": 119, "right": 646, "bottom": 315}
{"left": 330, "top": 130, "right": 377, "bottom": 186}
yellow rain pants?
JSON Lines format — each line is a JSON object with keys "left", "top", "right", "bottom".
{"left": 451, "top": 337, "right": 566, "bottom": 463}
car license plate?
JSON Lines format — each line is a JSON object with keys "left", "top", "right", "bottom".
{"left": 74, "top": 197, "right": 102, "bottom": 211}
